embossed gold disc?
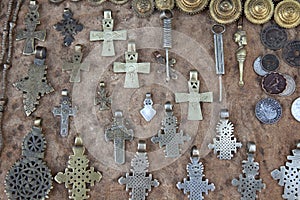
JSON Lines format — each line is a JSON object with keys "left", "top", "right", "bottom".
{"left": 155, "top": 0, "right": 174, "bottom": 10}
{"left": 274, "top": 0, "right": 300, "bottom": 28}
{"left": 209, "top": 0, "right": 242, "bottom": 24}
{"left": 176, "top": 0, "right": 209, "bottom": 15}
{"left": 244, "top": 0, "right": 274, "bottom": 24}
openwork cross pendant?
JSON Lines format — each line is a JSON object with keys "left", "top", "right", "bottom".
{"left": 271, "top": 142, "right": 300, "bottom": 200}
{"left": 177, "top": 146, "right": 215, "bottom": 199}
{"left": 94, "top": 81, "right": 111, "bottom": 111}
{"left": 232, "top": 142, "right": 265, "bottom": 200}
{"left": 55, "top": 136, "right": 102, "bottom": 199}
{"left": 118, "top": 140, "right": 160, "bottom": 200}
{"left": 208, "top": 109, "right": 242, "bottom": 160}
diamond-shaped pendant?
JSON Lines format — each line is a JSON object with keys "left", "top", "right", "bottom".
{"left": 140, "top": 93, "right": 156, "bottom": 122}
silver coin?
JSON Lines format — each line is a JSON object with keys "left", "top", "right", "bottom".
{"left": 253, "top": 56, "right": 268, "bottom": 76}
{"left": 279, "top": 74, "right": 296, "bottom": 96}
{"left": 255, "top": 97, "right": 282, "bottom": 124}
{"left": 291, "top": 97, "right": 300, "bottom": 122}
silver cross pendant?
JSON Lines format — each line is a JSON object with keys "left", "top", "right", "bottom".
{"left": 177, "top": 146, "right": 215, "bottom": 199}
{"left": 140, "top": 93, "right": 156, "bottom": 122}
{"left": 118, "top": 140, "right": 160, "bottom": 200}
{"left": 271, "top": 142, "right": 300, "bottom": 200}
{"left": 208, "top": 109, "right": 242, "bottom": 160}
{"left": 232, "top": 142, "right": 265, "bottom": 200}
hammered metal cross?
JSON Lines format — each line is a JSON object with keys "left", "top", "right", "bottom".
{"left": 177, "top": 146, "right": 215, "bottom": 200}
{"left": 232, "top": 142, "right": 265, "bottom": 200}
{"left": 118, "top": 141, "right": 160, "bottom": 200}
{"left": 151, "top": 102, "right": 191, "bottom": 158}
{"left": 16, "top": 0, "right": 46, "bottom": 55}
{"left": 175, "top": 70, "right": 213, "bottom": 120}
{"left": 55, "top": 136, "right": 102, "bottom": 199}
{"left": 54, "top": 8, "right": 83, "bottom": 46}
{"left": 13, "top": 47, "right": 54, "bottom": 116}
{"left": 113, "top": 42, "right": 150, "bottom": 88}
{"left": 94, "top": 81, "right": 111, "bottom": 111}
{"left": 52, "top": 90, "right": 77, "bottom": 137}
{"left": 208, "top": 109, "right": 242, "bottom": 160}
{"left": 90, "top": 10, "right": 127, "bottom": 56}
{"left": 271, "top": 142, "right": 300, "bottom": 200}
{"left": 105, "top": 111, "right": 134, "bottom": 164}
{"left": 62, "top": 45, "right": 89, "bottom": 82}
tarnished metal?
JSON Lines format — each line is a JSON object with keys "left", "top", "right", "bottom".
{"left": 177, "top": 146, "right": 215, "bottom": 199}
{"left": 151, "top": 102, "right": 191, "bottom": 158}
{"left": 274, "top": 0, "right": 300, "bottom": 29}
{"left": 244, "top": 0, "right": 274, "bottom": 24}
{"left": 63, "top": 44, "right": 89, "bottom": 82}
{"left": 212, "top": 24, "right": 225, "bottom": 102}
{"left": 55, "top": 136, "right": 102, "bottom": 199}
{"left": 261, "top": 54, "right": 279, "bottom": 72}
{"left": 52, "top": 89, "right": 77, "bottom": 137}
{"left": 140, "top": 93, "right": 156, "bottom": 122}
{"left": 118, "top": 141, "right": 160, "bottom": 199}
{"left": 232, "top": 142, "right": 265, "bottom": 200}
{"left": 175, "top": 70, "right": 213, "bottom": 121}
{"left": 132, "top": 0, "right": 155, "bottom": 18}
{"left": 5, "top": 119, "right": 53, "bottom": 200}
{"left": 262, "top": 72, "right": 287, "bottom": 95}
{"left": 54, "top": 8, "right": 83, "bottom": 46}
{"left": 260, "top": 24, "right": 287, "bottom": 50}
{"left": 209, "top": 0, "right": 242, "bottom": 24}
{"left": 94, "top": 81, "right": 111, "bottom": 111}
{"left": 105, "top": 111, "right": 134, "bottom": 164}
{"left": 282, "top": 40, "right": 300, "bottom": 67}
{"left": 176, "top": 0, "right": 209, "bottom": 15}
{"left": 109, "top": 0, "right": 128, "bottom": 5}
{"left": 153, "top": 51, "right": 178, "bottom": 79}
{"left": 16, "top": 0, "right": 46, "bottom": 55}
{"left": 90, "top": 10, "right": 127, "bottom": 56}
{"left": 208, "top": 109, "right": 242, "bottom": 160}
{"left": 234, "top": 25, "right": 247, "bottom": 87}
{"left": 13, "top": 46, "right": 54, "bottom": 116}
{"left": 255, "top": 97, "right": 282, "bottom": 124}
{"left": 113, "top": 41, "right": 150, "bottom": 88}
{"left": 155, "top": 0, "right": 174, "bottom": 11}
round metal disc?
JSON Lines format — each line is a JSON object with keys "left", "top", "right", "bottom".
{"left": 260, "top": 24, "right": 287, "bottom": 50}
{"left": 244, "top": 0, "right": 274, "bottom": 24}
{"left": 262, "top": 72, "right": 287, "bottom": 95}
{"left": 279, "top": 74, "right": 296, "bottom": 97}
{"left": 274, "top": 0, "right": 300, "bottom": 29}
{"left": 282, "top": 40, "right": 300, "bottom": 67}
{"left": 209, "top": 0, "right": 242, "bottom": 24}
{"left": 176, "top": 0, "right": 209, "bottom": 15}
{"left": 253, "top": 56, "right": 268, "bottom": 76}
{"left": 291, "top": 97, "right": 300, "bottom": 122}
{"left": 132, "top": 0, "right": 154, "bottom": 18}
{"left": 255, "top": 97, "right": 282, "bottom": 124}
{"left": 261, "top": 54, "right": 279, "bottom": 72}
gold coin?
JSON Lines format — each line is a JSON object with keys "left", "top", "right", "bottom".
{"left": 274, "top": 0, "right": 300, "bottom": 28}
{"left": 155, "top": 0, "right": 175, "bottom": 10}
{"left": 132, "top": 0, "right": 155, "bottom": 17}
{"left": 176, "top": 0, "right": 209, "bottom": 15}
{"left": 244, "top": 0, "right": 274, "bottom": 24}
{"left": 209, "top": 0, "right": 242, "bottom": 24}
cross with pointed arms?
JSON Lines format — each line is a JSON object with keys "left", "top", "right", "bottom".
{"left": 52, "top": 90, "right": 77, "bottom": 137}
{"left": 105, "top": 111, "right": 134, "bottom": 164}
{"left": 16, "top": 0, "right": 46, "bottom": 55}
{"left": 151, "top": 102, "right": 190, "bottom": 158}
{"left": 113, "top": 42, "right": 150, "bottom": 88}
{"left": 62, "top": 45, "right": 89, "bottom": 82}
{"left": 90, "top": 10, "right": 127, "bottom": 56}
{"left": 94, "top": 81, "right": 111, "bottom": 111}
{"left": 175, "top": 70, "right": 213, "bottom": 120}
{"left": 55, "top": 136, "right": 102, "bottom": 199}
{"left": 14, "top": 47, "right": 54, "bottom": 116}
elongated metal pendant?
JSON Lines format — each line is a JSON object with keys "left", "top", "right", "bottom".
{"left": 177, "top": 146, "right": 215, "bottom": 199}
{"left": 140, "top": 93, "right": 156, "bottom": 122}
{"left": 175, "top": 70, "right": 213, "bottom": 120}
{"left": 208, "top": 109, "right": 242, "bottom": 160}
{"left": 151, "top": 102, "right": 190, "bottom": 157}
{"left": 271, "top": 142, "right": 300, "bottom": 200}
{"left": 232, "top": 142, "right": 265, "bottom": 199}
{"left": 63, "top": 44, "right": 89, "bottom": 82}
{"left": 55, "top": 136, "right": 102, "bottom": 199}
{"left": 16, "top": 0, "right": 46, "bottom": 55}
{"left": 52, "top": 89, "right": 77, "bottom": 137}
{"left": 118, "top": 140, "right": 160, "bottom": 199}
{"left": 5, "top": 119, "right": 53, "bottom": 200}
{"left": 13, "top": 46, "right": 54, "bottom": 116}
{"left": 234, "top": 25, "right": 247, "bottom": 87}
{"left": 94, "top": 81, "right": 111, "bottom": 111}
{"left": 105, "top": 111, "right": 134, "bottom": 164}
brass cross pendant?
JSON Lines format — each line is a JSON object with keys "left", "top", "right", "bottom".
{"left": 13, "top": 47, "right": 54, "bottom": 116}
